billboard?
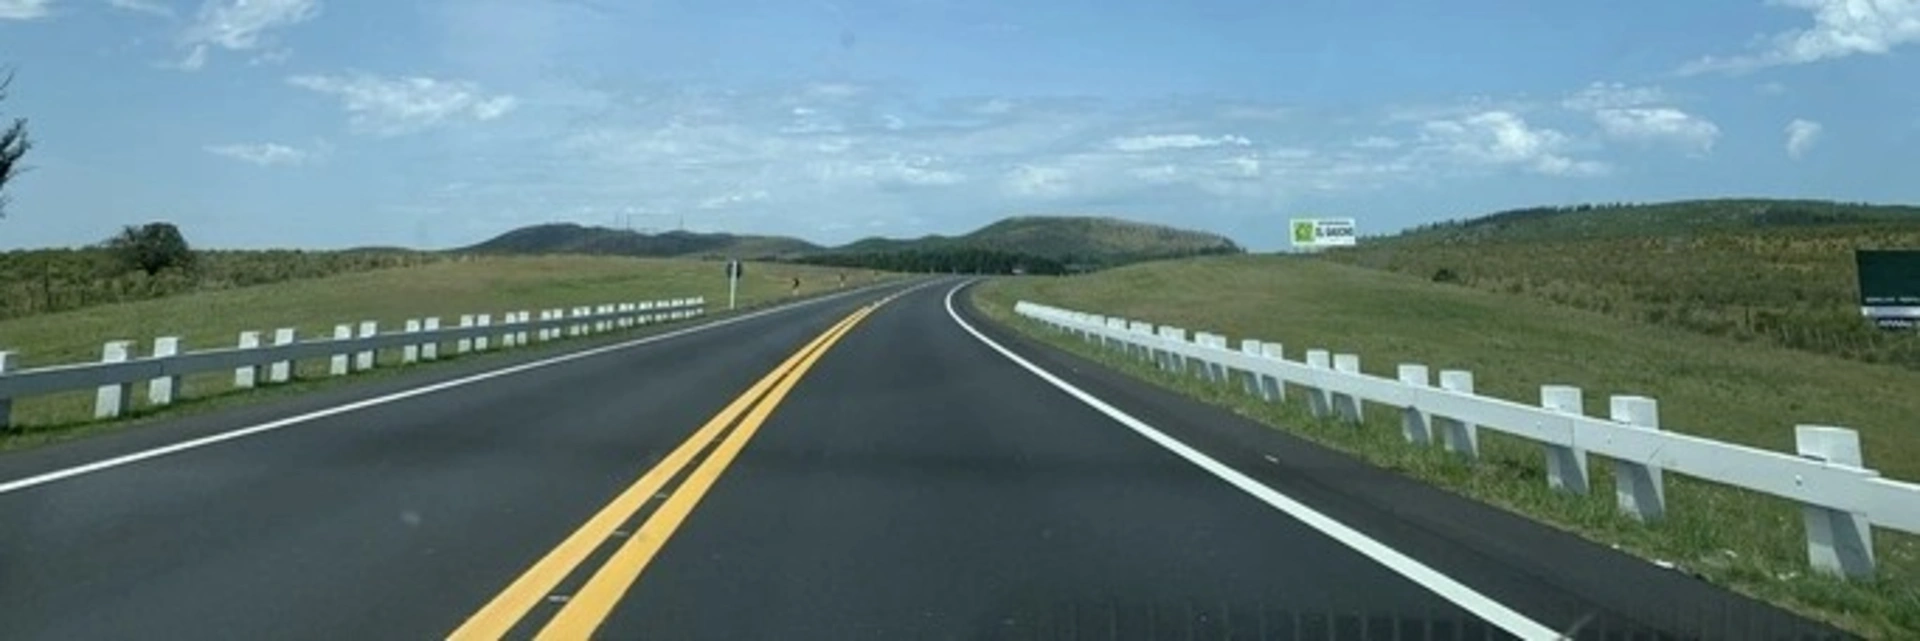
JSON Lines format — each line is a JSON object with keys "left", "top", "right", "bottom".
{"left": 1290, "top": 218, "right": 1357, "bottom": 248}
{"left": 1856, "top": 250, "right": 1920, "bottom": 330}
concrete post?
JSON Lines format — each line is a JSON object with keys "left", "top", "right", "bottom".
{"left": 1437, "top": 370, "right": 1478, "bottom": 460}
{"left": 0, "top": 351, "right": 14, "bottom": 430}
{"left": 475, "top": 314, "right": 492, "bottom": 351}
{"left": 235, "top": 331, "right": 262, "bottom": 389}
{"left": 1398, "top": 364, "right": 1432, "bottom": 446}
{"left": 1541, "top": 386, "right": 1591, "bottom": 495}
{"left": 1331, "top": 353, "right": 1364, "bottom": 424}
{"left": 270, "top": 328, "right": 295, "bottom": 383}
{"left": 403, "top": 319, "right": 421, "bottom": 363}
{"left": 422, "top": 318, "right": 441, "bottom": 360}
{"left": 331, "top": 324, "right": 352, "bottom": 376}
{"left": 355, "top": 321, "right": 377, "bottom": 370}
{"left": 146, "top": 337, "right": 181, "bottom": 406}
{"left": 95, "top": 340, "right": 134, "bottom": 419}
{"left": 1259, "top": 343, "right": 1285, "bottom": 403}
{"left": 1795, "top": 425, "right": 1875, "bottom": 580}
{"left": 1303, "top": 350, "right": 1333, "bottom": 419}
{"left": 457, "top": 315, "right": 475, "bottom": 354}
{"left": 1609, "top": 396, "right": 1665, "bottom": 523}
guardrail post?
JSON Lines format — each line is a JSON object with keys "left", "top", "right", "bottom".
{"left": 1398, "top": 364, "right": 1431, "bottom": 446}
{"left": 94, "top": 340, "right": 134, "bottom": 419}
{"left": 457, "top": 315, "right": 475, "bottom": 354}
{"left": 1167, "top": 328, "right": 1191, "bottom": 375}
{"left": 270, "top": 328, "right": 294, "bottom": 382}
{"left": 1259, "top": 343, "right": 1286, "bottom": 402}
{"left": 515, "top": 311, "right": 531, "bottom": 346}
{"left": 1331, "top": 354, "right": 1364, "bottom": 424}
{"left": 1436, "top": 370, "right": 1478, "bottom": 460}
{"left": 1609, "top": 396, "right": 1666, "bottom": 523}
{"left": 1205, "top": 335, "right": 1230, "bottom": 384}
{"left": 148, "top": 337, "right": 182, "bottom": 406}
{"left": 618, "top": 303, "right": 634, "bottom": 329}
{"left": 0, "top": 351, "right": 14, "bottom": 431}
{"left": 235, "top": 331, "right": 262, "bottom": 389}
{"left": 599, "top": 305, "right": 614, "bottom": 332}
{"left": 475, "top": 314, "right": 492, "bottom": 351}
{"left": 1540, "top": 386, "right": 1591, "bottom": 495}
{"left": 403, "top": 320, "right": 421, "bottom": 363}
{"left": 1795, "top": 425, "right": 1875, "bottom": 579}
{"left": 1303, "top": 350, "right": 1332, "bottom": 419}
{"left": 1239, "top": 340, "right": 1264, "bottom": 396}
{"left": 637, "top": 302, "right": 653, "bottom": 326}
{"left": 331, "top": 325, "right": 352, "bottom": 375}
{"left": 569, "top": 308, "right": 585, "bottom": 337}
{"left": 1130, "top": 322, "right": 1153, "bottom": 362}
{"left": 538, "top": 310, "right": 554, "bottom": 341}
{"left": 421, "top": 318, "right": 441, "bottom": 361}
{"left": 356, "top": 321, "right": 378, "bottom": 370}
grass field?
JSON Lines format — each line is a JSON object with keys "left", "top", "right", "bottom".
{"left": 0, "top": 255, "right": 888, "bottom": 443}
{"left": 972, "top": 255, "right": 1920, "bottom": 639}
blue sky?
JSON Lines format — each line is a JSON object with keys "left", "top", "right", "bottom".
{"left": 1, "top": 0, "right": 1916, "bottom": 251}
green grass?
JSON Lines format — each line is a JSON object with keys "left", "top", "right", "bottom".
{"left": 0, "top": 255, "right": 894, "bottom": 443}
{"left": 972, "top": 255, "right": 1920, "bottom": 639}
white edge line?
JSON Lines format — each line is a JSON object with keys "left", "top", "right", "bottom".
{"left": 942, "top": 281, "right": 1565, "bottom": 641}
{"left": 0, "top": 281, "right": 914, "bottom": 495}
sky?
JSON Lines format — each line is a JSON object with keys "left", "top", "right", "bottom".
{"left": 0, "top": 0, "right": 1917, "bottom": 252}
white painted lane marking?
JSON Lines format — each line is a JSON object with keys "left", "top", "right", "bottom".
{"left": 0, "top": 282, "right": 911, "bottom": 495}
{"left": 942, "top": 282, "right": 1563, "bottom": 641}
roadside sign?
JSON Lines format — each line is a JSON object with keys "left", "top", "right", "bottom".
{"left": 1290, "top": 218, "right": 1358, "bottom": 248}
{"left": 1858, "top": 249, "right": 1920, "bottom": 331}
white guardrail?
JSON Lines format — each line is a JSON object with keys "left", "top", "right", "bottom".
{"left": 0, "top": 297, "right": 707, "bottom": 430}
{"left": 1015, "top": 300, "right": 1919, "bottom": 581}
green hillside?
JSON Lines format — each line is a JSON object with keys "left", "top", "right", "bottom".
{"left": 472, "top": 215, "right": 1245, "bottom": 272}
{"left": 958, "top": 215, "right": 1242, "bottom": 266}
{"left": 463, "top": 224, "right": 821, "bottom": 260}
{"left": 1325, "top": 198, "right": 1920, "bottom": 370}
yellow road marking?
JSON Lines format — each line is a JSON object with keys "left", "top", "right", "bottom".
{"left": 534, "top": 301, "right": 883, "bottom": 640}
{"left": 447, "top": 307, "right": 870, "bottom": 641}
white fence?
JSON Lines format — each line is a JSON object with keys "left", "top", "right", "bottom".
{"left": 0, "top": 297, "right": 707, "bottom": 429}
{"left": 1016, "top": 300, "right": 1919, "bottom": 581}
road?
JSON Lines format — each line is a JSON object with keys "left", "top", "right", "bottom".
{"left": 0, "top": 279, "right": 1849, "bottom": 640}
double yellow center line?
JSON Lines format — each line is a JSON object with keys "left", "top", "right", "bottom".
{"left": 449, "top": 293, "right": 897, "bottom": 640}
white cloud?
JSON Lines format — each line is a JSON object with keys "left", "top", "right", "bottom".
{"left": 1418, "top": 111, "right": 1608, "bottom": 177}
{"left": 1558, "top": 82, "right": 1719, "bottom": 154}
{"left": 1109, "top": 133, "right": 1252, "bottom": 152}
{"left": 203, "top": 142, "right": 317, "bottom": 166}
{"left": 1560, "top": 82, "right": 1667, "bottom": 111}
{"left": 0, "top": 0, "right": 53, "bottom": 20}
{"left": 176, "top": 0, "right": 319, "bottom": 69}
{"left": 1592, "top": 107, "right": 1721, "bottom": 153}
{"left": 108, "top": 0, "right": 173, "bottom": 17}
{"left": 1352, "top": 136, "right": 1400, "bottom": 149}
{"left": 1786, "top": 118, "right": 1824, "bottom": 158}
{"left": 1680, "top": 0, "right": 1920, "bottom": 74}
{"left": 288, "top": 73, "right": 517, "bottom": 136}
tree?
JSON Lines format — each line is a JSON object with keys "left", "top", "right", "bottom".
{"left": 0, "top": 70, "right": 30, "bottom": 218}
{"left": 107, "top": 222, "right": 195, "bottom": 276}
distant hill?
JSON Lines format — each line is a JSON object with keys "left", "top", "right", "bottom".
{"left": 463, "top": 224, "right": 821, "bottom": 260}
{"left": 953, "top": 216, "right": 1242, "bottom": 267}
{"left": 467, "top": 216, "right": 1242, "bottom": 270}
{"left": 1383, "top": 199, "right": 1920, "bottom": 245}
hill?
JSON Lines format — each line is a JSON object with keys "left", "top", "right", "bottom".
{"left": 1322, "top": 198, "right": 1920, "bottom": 370}
{"left": 949, "top": 215, "right": 1242, "bottom": 267}
{"left": 463, "top": 224, "right": 821, "bottom": 260}
{"left": 469, "top": 215, "right": 1244, "bottom": 272}
{"left": 1388, "top": 198, "right": 1920, "bottom": 244}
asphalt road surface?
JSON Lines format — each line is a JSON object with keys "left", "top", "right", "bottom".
{"left": 0, "top": 278, "right": 1852, "bottom": 640}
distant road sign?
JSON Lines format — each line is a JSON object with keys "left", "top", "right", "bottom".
{"left": 726, "top": 260, "right": 745, "bottom": 279}
{"left": 1290, "top": 218, "right": 1357, "bottom": 248}
{"left": 1858, "top": 250, "right": 1920, "bottom": 331}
